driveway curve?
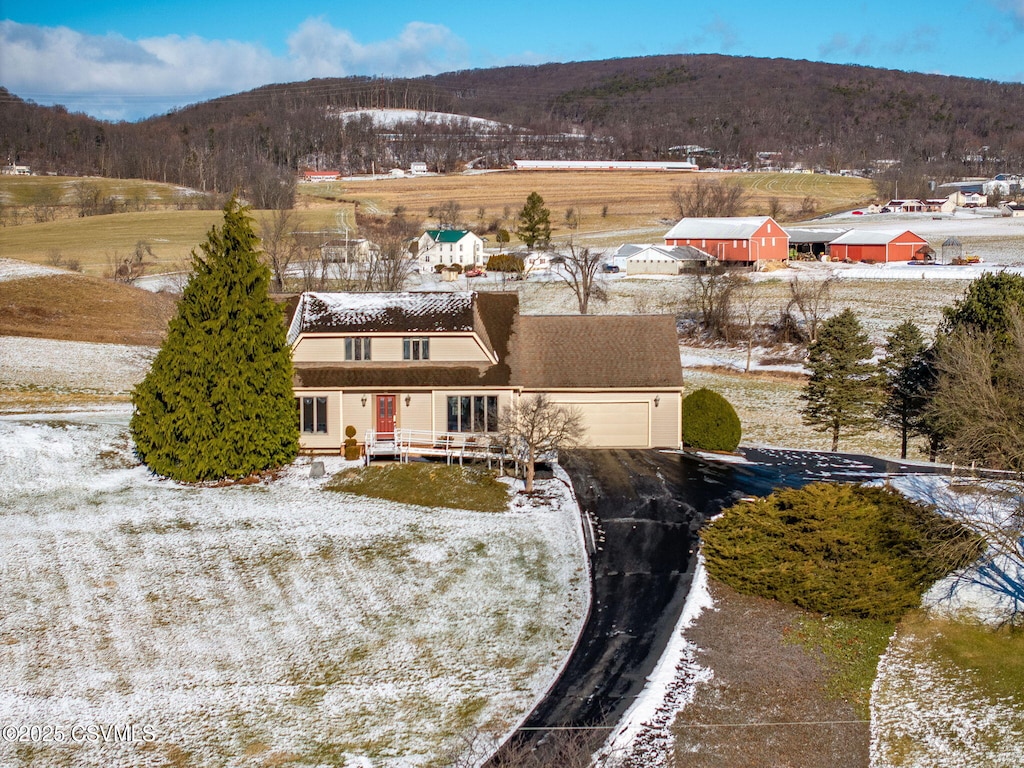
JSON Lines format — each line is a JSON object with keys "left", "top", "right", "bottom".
{"left": 487, "top": 447, "right": 944, "bottom": 765}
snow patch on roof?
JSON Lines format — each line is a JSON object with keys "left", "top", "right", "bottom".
{"left": 291, "top": 291, "right": 478, "bottom": 341}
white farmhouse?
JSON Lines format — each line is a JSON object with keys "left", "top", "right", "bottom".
{"left": 417, "top": 230, "right": 485, "bottom": 267}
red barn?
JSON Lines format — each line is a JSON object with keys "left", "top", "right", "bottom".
{"left": 827, "top": 230, "right": 929, "bottom": 263}
{"left": 663, "top": 216, "right": 789, "bottom": 264}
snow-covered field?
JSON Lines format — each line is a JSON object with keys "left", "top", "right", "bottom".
{"left": 0, "top": 336, "right": 155, "bottom": 394}
{"left": 0, "top": 415, "right": 588, "bottom": 767}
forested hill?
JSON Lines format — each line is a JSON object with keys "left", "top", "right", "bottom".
{"left": 2, "top": 54, "right": 1022, "bottom": 203}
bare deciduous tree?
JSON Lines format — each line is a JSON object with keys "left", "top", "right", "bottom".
{"left": 926, "top": 313, "right": 1024, "bottom": 472}
{"left": 435, "top": 199, "right": 463, "bottom": 229}
{"left": 671, "top": 178, "right": 749, "bottom": 219}
{"left": 258, "top": 208, "right": 299, "bottom": 292}
{"left": 788, "top": 273, "right": 836, "bottom": 343}
{"left": 732, "top": 276, "right": 766, "bottom": 372}
{"left": 556, "top": 244, "right": 608, "bottom": 315}
{"left": 925, "top": 479, "right": 1024, "bottom": 628}
{"left": 688, "top": 267, "right": 737, "bottom": 342}
{"left": 499, "top": 394, "right": 585, "bottom": 492}
{"left": 358, "top": 210, "right": 421, "bottom": 291}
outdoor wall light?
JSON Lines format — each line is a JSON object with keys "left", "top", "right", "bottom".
{"left": 361, "top": 395, "right": 368, "bottom": 407}
{"left": 405, "top": 394, "right": 412, "bottom": 406}
{"left": 654, "top": 395, "right": 661, "bottom": 407}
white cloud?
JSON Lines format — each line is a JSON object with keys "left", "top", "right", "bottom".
{"left": 0, "top": 19, "right": 470, "bottom": 121}
{"left": 701, "top": 16, "right": 740, "bottom": 51}
{"left": 286, "top": 18, "right": 467, "bottom": 78}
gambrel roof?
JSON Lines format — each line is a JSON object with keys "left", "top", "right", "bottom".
{"left": 288, "top": 292, "right": 683, "bottom": 391}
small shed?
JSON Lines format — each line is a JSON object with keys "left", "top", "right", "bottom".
{"left": 625, "top": 245, "right": 716, "bottom": 275}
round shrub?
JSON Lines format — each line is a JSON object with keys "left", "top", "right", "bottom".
{"left": 682, "top": 388, "right": 741, "bottom": 452}
{"left": 701, "top": 483, "right": 982, "bottom": 622}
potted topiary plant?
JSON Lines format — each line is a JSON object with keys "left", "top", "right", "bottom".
{"left": 343, "top": 425, "right": 360, "bottom": 461}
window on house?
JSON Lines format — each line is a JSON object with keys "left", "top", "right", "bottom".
{"left": 446, "top": 395, "right": 499, "bottom": 432}
{"left": 344, "top": 337, "right": 371, "bottom": 360}
{"left": 298, "top": 396, "right": 328, "bottom": 434}
{"left": 403, "top": 337, "right": 430, "bottom": 360}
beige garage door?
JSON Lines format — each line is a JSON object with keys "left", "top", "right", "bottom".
{"left": 571, "top": 402, "right": 650, "bottom": 448}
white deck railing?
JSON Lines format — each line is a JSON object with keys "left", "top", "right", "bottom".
{"left": 363, "top": 428, "right": 514, "bottom": 469}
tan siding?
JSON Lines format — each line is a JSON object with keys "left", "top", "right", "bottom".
{"left": 292, "top": 337, "right": 344, "bottom": 363}
{"left": 651, "top": 393, "right": 682, "bottom": 447}
{"left": 342, "top": 392, "right": 375, "bottom": 444}
{"left": 295, "top": 391, "right": 340, "bottom": 452}
{"left": 430, "top": 336, "right": 492, "bottom": 362}
{"left": 293, "top": 334, "right": 490, "bottom": 364}
{"left": 399, "top": 393, "right": 433, "bottom": 433}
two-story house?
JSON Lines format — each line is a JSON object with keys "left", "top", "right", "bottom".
{"left": 417, "top": 230, "right": 485, "bottom": 267}
{"left": 287, "top": 291, "right": 684, "bottom": 453}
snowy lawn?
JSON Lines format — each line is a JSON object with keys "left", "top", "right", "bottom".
{"left": 0, "top": 336, "right": 155, "bottom": 395}
{"left": 869, "top": 474, "right": 1024, "bottom": 768}
{"left": 0, "top": 415, "right": 589, "bottom": 767}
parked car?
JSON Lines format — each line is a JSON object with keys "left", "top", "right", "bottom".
{"left": 464, "top": 267, "right": 487, "bottom": 278}
{"left": 602, "top": 264, "right": 620, "bottom": 273}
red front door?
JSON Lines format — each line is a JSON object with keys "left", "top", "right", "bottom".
{"left": 376, "top": 395, "right": 396, "bottom": 438}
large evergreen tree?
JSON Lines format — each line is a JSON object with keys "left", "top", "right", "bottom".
{"left": 800, "top": 308, "right": 879, "bottom": 451}
{"left": 515, "top": 192, "right": 551, "bottom": 249}
{"left": 131, "top": 197, "right": 299, "bottom": 482}
{"left": 925, "top": 272, "right": 1024, "bottom": 469}
{"left": 878, "top": 320, "right": 929, "bottom": 459}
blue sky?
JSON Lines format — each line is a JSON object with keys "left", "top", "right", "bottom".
{"left": 2, "top": 0, "right": 1023, "bottom": 121}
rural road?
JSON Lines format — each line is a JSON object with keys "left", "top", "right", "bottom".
{"left": 487, "top": 447, "right": 946, "bottom": 764}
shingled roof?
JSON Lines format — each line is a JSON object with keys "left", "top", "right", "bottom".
{"left": 288, "top": 291, "right": 477, "bottom": 342}
{"left": 289, "top": 292, "right": 683, "bottom": 391}
{"left": 510, "top": 314, "right": 683, "bottom": 389}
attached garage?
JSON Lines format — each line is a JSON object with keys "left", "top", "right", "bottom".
{"left": 565, "top": 401, "right": 650, "bottom": 448}
{"left": 513, "top": 312, "right": 685, "bottom": 449}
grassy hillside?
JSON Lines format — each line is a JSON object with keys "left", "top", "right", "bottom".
{"left": 1, "top": 173, "right": 871, "bottom": 271}
{"left": 311, "top": 170, "right": 873, "bottom": 247}
{"left": 0, "top": 273, "right": 178, "bottom": 345}
{"left": 0, "top": 177, "right": 350, "bottom": 275}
